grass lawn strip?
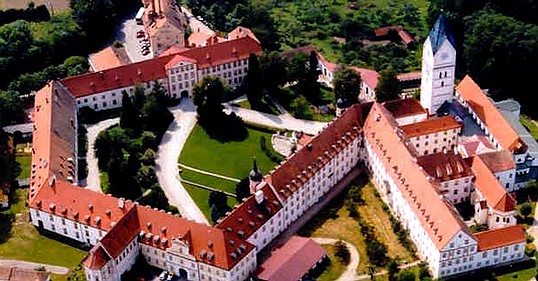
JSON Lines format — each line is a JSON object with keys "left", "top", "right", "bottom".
{"left": 358, "top": 183, "right": 414, "bottom": 263}
{"left": 179, "top": 124, "right": 276, "bottom": 179}
{"left": 183, "top": 183, "right": 239, "bottom": 222}
{"left": 180, "top": 169, "right": 237, "bottom": 195}
{"left": 0, "top": 189, "right": 86, "bottom": 268}
{"left": 496, "top": 266, "right": 536, "bottom": 281}
{"left": 520, "top": 115, "right": 538, "bottom": 140}
{"left": 316, "top": 244, "right": 347, "bottom": 281}
{"left": 15, "top": 155, "right": 31, "bottom": 179}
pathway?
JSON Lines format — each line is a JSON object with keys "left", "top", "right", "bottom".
{"left": 178, "top": 163, "right": 240, "bottom": 183}
{"left": 154, "top": 99, "right": 209, "bottom": 225}
{"left": 312, "top": 238, "right": 360, "bottom": 281}
{"left": 0, "top": 259, "right": 69, "bottom": 275}
{"left": 181, "top": 179, "right": 237, "bottom": 197}
{"left": 224, "top": 104, "right": 327, "bottom": 135}
{"left": 84, "top": 118, "right": 119, "bottom": 193}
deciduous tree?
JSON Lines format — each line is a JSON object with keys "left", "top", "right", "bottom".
{"left": 375, "top": 67, "right": 400, "bottom": 102}
{"left": 333, "top": 66, "right": 361, "bottom": 108}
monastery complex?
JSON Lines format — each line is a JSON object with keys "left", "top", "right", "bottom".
{"left": 27, "top": 10, "right": 537, "bottom": 281}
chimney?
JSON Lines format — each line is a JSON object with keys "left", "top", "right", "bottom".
{"left": 255, "top": 190, "right": 264, "bottom": 204}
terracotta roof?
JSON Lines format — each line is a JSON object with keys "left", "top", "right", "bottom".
{"left": 383, "top": 98, "right": 426, "bottom": 118}
{"left": 417, "top": 151, "right": 473, "bottom": 182}
{"left": 373, "top": 26, "right": 414, "bottom": 44}
{"left": 89, "top": 47, "right": 131, "bottom": 72}
{"left": 475, "top": 225, "right": 525, "bottom": 251}
{"left": 98, "top": 206, "right": 140, "bottom": 258}
{"left": 82, "top": 246, "right": 111, "bottom": 270}
{"left": 228, "top": 26, "right": 260, "bottom": 43}
{"left": 351, "top": 67, "right": 379, "bottom": 90}
{"left": 160, "top": 45, "right": 189, "bottom": 57}
{"left": 401, "top": 116, "right": 461, "bottom": 137}
{"left": 165, "top": 54, "right": 197, "bottom": 70}
{"left": 256, "top": 236, "right": 326, "bottom": 281}
{"left": 297, "top": 133, "right": 314, "bottom": 147}
{"left": 187, "top": 32, "right": 224, "bottom": 48}
{"left": 478, "top": 150, "right": 516, "bottom": 173}
{"left": 216, "top": 183, "right": 283, "bottom": 241}
{"left": 397, "top": 71, "right": 422, "bottom": 81}
{"left": 29, "top": 81, "right": 77, "bottom": 202}
{"left": 398, "top": 30, "right": 414, "bottom": 44}
{"left": 265, "top": 104, "right": 364, "bottom": 201}
{"left": 0, "top": 266, "right": 50, "bottom": 281}
{"left": 458, "top": 135, "right": 496, "bottom": 157}
{"left": 364, "top": 103, "right": 473, "bottom": 249}
{"left": 456, "top": 76, "right": 527, "bottom": 154}
{"left": 471, "top": 155, "right": 516, "bottom": 212}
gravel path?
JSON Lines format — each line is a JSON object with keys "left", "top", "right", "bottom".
{"left": 155, "top": 100, "right": 209, "bottom": 225}
{"left": 0, "top": 259, "right": 69, "bottom": 275}
{"left": 83, "top": 118, "right": 119, "bottom": 193}
{"left": 312, "top": 238, "right": 360, "bottom": 281}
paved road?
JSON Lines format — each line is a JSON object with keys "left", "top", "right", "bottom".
{"left": 119, "top": 18, "right": 153, "bottom": 63}
{"left": 155, "top": 100, "right": 209, "bottom": 225}
{"left": 0, "top": 259, "right": 69, "bottom": 275}
{"left": 312, "top": 238, "right": 360, "bottom": 281}
{"left": 224, "top": 104, "right": 327, "bottom": 135}
{"left": 178, "top": 163, "right": 240, "bottom": 182}
{"left": 84, "top": 118, "right": 119, "bottom": 193}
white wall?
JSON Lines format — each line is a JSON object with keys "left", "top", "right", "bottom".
{"left": 408, "top": 128, "right": 460, "bottom": 156}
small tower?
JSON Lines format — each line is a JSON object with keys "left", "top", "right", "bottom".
{"left": 420, "top": 14, "right": 457, "bottom": 115}
{"left": 249, "top": 158, "right": 263, "bottom": 194}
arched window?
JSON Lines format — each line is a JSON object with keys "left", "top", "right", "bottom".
{"left": 441, "top": 81, "right": 445, "bottom": 87}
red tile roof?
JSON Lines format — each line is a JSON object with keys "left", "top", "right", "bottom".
{"left": 265, "top": 104, "right": 364, "bottom": 201}
{"left": 471, "top": 155, "right": 516, "bottom": 212}
{"left": 401, "top": 116, "right": 461, "bottom": 137}
{"left": 417, "top": 151, "right": 473, "bottom": 182}
{"left": 458, "top": 135, "right": 496, "bottom": 157}
{"left": 475, "top": 225, "right": 525, "bottom": 251}
{"left": 456, "top": 76, "right": 527, "bottom": 154}
{"left": 373, "top": 26, "right": 414, "bottom": 44}
{"left": 187, "top": 32, "right": 224, "bottom": 48}
{"left": 216, "top": 183, "right": 282, "bottom": 241}
{"left": 228, "top": 26, "right": 260, "bottom": 43}
{"left": 383, "top": 98, "right": 427, "bottom": 119}
{"left": 89, "top": 47, "right": 131, "bottom": 72}
{"left": 256, "top": 236, "right": 326, "bottom": 281}
{"left": 364, "top": 103, "right": 472, "bottom": 249}
{"left": 397, "top": 71, "right": 422, "bottom": 81}
{"left": 165, "top": 55, "right": 197, "bottom": 70}
{"left": 478, "top": 150, "right": 516, "bottom": 173}
{"left": 82, "top": 246, "right": 111, "bottom": 270}
{"left": 351, "top": 67, "right": 379, "bottom": 91}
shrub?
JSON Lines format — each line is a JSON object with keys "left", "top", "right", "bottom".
{"left": 334, "top": 240, "right": 350, "bottom": 264}
{"left": 525, "top": 243, "right": 536, "bottom": 257}
{"left": 260, "top": 136, "right": 285, "bottom": 164}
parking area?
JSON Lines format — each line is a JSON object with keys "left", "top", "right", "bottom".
{"left": 119, "top": 18, "right": 154, "bottom": 63}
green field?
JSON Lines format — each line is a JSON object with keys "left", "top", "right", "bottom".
{"left": 0, "top": 188, "right": 86, "bottom": 268}
{"left": 15, "top": 155, "right": 31, "bottom": 179}
{"left": 183, "top": 183, "right": 239, "bottom": 221}
{"left": 180, "top": 169, "right": 238, "bottom": 195}
{"left": 179, "top": 124, "right": 277, "bottom": 179}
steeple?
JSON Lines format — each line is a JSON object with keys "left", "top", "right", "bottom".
{"left": 249, "top": 158, "right": 262, "bottom": 182}
{"left": 428, "top": 14, "right": 456, "bottom": 55}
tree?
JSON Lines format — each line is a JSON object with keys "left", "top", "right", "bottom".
{"left": 209, "top": 190, "right": 231, "bottom": 223}
{"left": 387, "top": 259, "right": 400, "bottom": 281}
{"left": 333, "top": 66, "right": 361, "bottom": 108}
{"left": 259, "top": 51, "right": 288, "bottom": 96}
{"left": 133, "top": 85, "right": 146, "bottom": 111}
{"left": 235, "top": 177, "right": 251, "bottom": 202}
{"left": 0, "top": 90, "right": 24, "bottom": 126}
{"left": 375, "top": 67, "right": 401, "bottom": 102}
{"left": 140, "top": 148, "right": 156, "bottom": 166}
{"left": 397, "top": 270, "right": 416, "bottom": 281}
{"left": 193, "top": 75, "right": 227, "bottom": 117}
{"left": 418, "top": 262, "right": 431, "bottom": 280}
{"left": 246, "top": 54, "right": 263, "bottom": 106}
{"left": 305, "top": 50, "right": 321, "bottom": 104}
{"left": 120, "top": 91, "right": 140, "bottom": 130}
{"left": 521, "top": 202, "right": 533, "bottom": 219}
{"left": 289, "top": 96, "right": 313, "bottom": 120}
{"left": 334, "top": 240, "right": 350, "bottom": 264}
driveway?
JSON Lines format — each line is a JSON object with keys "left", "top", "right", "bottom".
{"left": 0, "top": 259, "right": 69, "bottom": 275}
{"left": 155, "top": 99, "right": 209, "bottom": 225}
{"left": 223, "top": 104, "right": 327, "bottom": 135}
{"left": 83, "top": 118, "right": 119, "bottom": 193}
{"left": 118, "top": 18, "right": 153, "bottom": 63}
{"left": 312, "top": 238, "right": 360, "bottom": 281}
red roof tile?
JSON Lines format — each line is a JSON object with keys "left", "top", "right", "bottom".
{"left": 165, "top": 54, "right": 197, "bottom": 70}
{"left": 266, "top": 104, "right": 364, "bottom": 201}
{"left": 397, "top": 71, "right": 422, "bottom": 81}
{"left": 471, "top": 156, "right": 516, "bottom": 212}
{"left": 82, "top": 246, "right": 111, "bottom": 270}
{"left": 228, "top": 26, "right": 260, "bottom": 43}
{"left": 364, "top": 103, "right": 472, "bottom": 249}
{"left": 89, "top": 47, "right": 131, "bottom": 72}
{"left": 351, "top": 67, "right": 379, "bottom": 90}
{"left": 401, "top": 116, "right": 461, "bottom": 137}
{"left": 475, "top": 225, "right": 525, "bottom": 251}
{"left": 458, "top": 135, "right": 496, "bottom": 157}
{"left": 383, "top": 98, "right": 426, "bottom": 119}
{"left": 256, "top": 236, "right": 326, "bottom": 281}
{"left": 478, "top": 150, "right": 516, "bottom": 173}
{"left": 456, "top": 76, "right": 527, "bottom": 154}
{"left": 417, "top": 151, "right": 473, "bottom": 182}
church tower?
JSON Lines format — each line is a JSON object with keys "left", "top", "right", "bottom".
{"left": 420, "top": 14, "right": 457, "bottom": 115}
{"left": 249, "top": 158, "right": 263, "bottom": 194}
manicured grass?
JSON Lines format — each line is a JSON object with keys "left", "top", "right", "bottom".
{"left": 183, "top": 183, "right": 239, "bottom": 222}
{"left": 15, "top": 155, "right": 31, "bottom": 179}
{"left": 180, "top": 169, "right": 238, "bottom": 195}
{"left": 497, "top": 267, "right": 537, "bottom": 281}
{"left": 234, "top": 98, "right": 279, "bottom": 115}
{"left": 316, "top": 244, "right": 348, "bottom": 281}
{"left": 358, "top": 183, "right": 415, "bottom": 263}
{"left": 179, "top": 124, "right": 277, "bottom": 180}
{"left": 520, "top": 115, "right": 538, "bottom": 140}
{"left": 100, "top": 171, "right": 109, "bottom": 193}
{"left": 0, "top": 188, "right": 86, "bottom": 268}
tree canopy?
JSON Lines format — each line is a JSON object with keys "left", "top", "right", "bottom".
{"left": 333, "top": 66, "right": 361, "bottom": 108}
{"left": 375, "top": 67, "right": 401, "bottom": 102}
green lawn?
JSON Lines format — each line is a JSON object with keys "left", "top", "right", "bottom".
{"left": 316, "top": 244, "right": 348, "bottom": 281}
{"left": 183, "top": 183, "right": 239, "bottom": 222}
{"left": 233, "top": 98, "right": 279, "bottom": 115}
{"left": 520, "top": 115, "right": 538, "bottom": 141}
{"left": 179, "top": 124, "right": 277, "bottom": 180}
{"left": 15, "top": 155, "right": 31, "bottom": 179}
{"left": 180, "top": 169, "right": 238, "bottom": 195}
{"left": 100, "top": 171, "right": 109, "bottom": 193}
{"left": 0, "top": 188, "right": 86, "bottom": 268}
{"left": 496, "top": 267, "right": 537, "bottom": 281}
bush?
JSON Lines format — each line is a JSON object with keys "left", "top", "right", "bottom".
{"left": 260, "top": 136, "right": 285, "bottom": 164}
{"left": 525, "top": 243, "right": 536, "bottom": 257}
{"left": 334, "top": 240, "right": 350, "bottom": 264}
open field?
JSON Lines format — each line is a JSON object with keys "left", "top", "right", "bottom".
{"left": 0, "top": 188, "right": 86, "bottom": 268}
{"left": 0, "top": 0, "right": 69, "bottom": 11}
{"left": 179, "top": 124, "right": 277, "bottom": 180}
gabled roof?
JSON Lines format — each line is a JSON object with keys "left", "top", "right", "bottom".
{"left": 351, "top": 67, "right": 379, "bottom": 91}
{"left": 88, "top": 46, "right": 132, "bottom": 72}
{"left": 265, "top": 104, "right": 364, "bottom": 201}
{"left": 428, "top": 14, "right": 456, "bottom": 54}
{"left": 165, "top": 54, "right": 197, "bottom": 70}
{"left": 458, "top": 135, "right": 496, "bottom": 157}
{"left": 228, "top": 26, "right": 260, "bottom": 43}
{"left": 82, "top": 246, "right": 111, "bottom": 270}
{"left": 478, "top": 150, "right": 516, "bottom": 173}
{"left": 255, "top": 236, "right": 327, "bottom": 281}
{"left": 456, "top": 76, "right": 527, "bottom": 154}
{"left": 401, "top": 116, "right": 461, "bottom": 137}
{"left": 475, "top": 225, "right": 525, "bottom": 251}
{"left": 417, "top": 151, "right": 473, "bottom": 182}
{"left": 383, "top": 98, "right": 427, "bottom": 119}
{"left": 471, "top": 155, "right": 516, "bottom": 212}
{"left": 364, "top": 103, "right": 473, "bottom": 249}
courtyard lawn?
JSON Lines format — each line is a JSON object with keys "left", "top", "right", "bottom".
{"left": 15, "top": 155, "right": 31, "bottom": 179}
{"left": 497, "top": 267, "right": 537, "bottom": 281}
{"left": 316, "top": 244, "right": 347, "bottom": 281}
{"left": 179, "top": 124, "right": 277, "bottom": 180}
{"left": 520, "top": 115, "right": 538, "bottom": 140}
{"left": 183, "top": 183, "right": 239, "bottom": 222}
{"left": 0, "top": 188, "right": 86, "bottom": 268}
{"left": 180, "top": 169, "right": 238, "bottom": 195}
